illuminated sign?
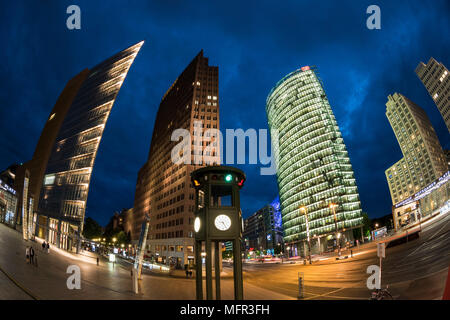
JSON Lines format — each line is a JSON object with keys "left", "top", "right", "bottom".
{"left": 301, "top": 66, "right": 310, "bottom": 71}
{"left": 0, "top": 179, "right": 16, "bottom": 195}
{"left": 44, "top": 174, "right": 56, "bottom": 185}
{"left": 109, "top": 254, "right": 116, "bottom": 262}
{"left": 395, "top": 170, "right": 449, "bottom": 208}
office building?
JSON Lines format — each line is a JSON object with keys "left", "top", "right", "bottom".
{"left": 385, "top": 93, "right": 447, "bottom": 205}
{"left": 393, "top": 170, "right": 449, "bottom": 230}
{"left": 415, "top": 58, "right": 450, "bottom": 132}
{"left": 0, "top": 176, "right": 18, "bottom": 227}
{"left": 243, "top": 197, "right": 284, "bottom": 256}
{"left": 13, "top": 70, "right": 89, "bottom": 235}
{"left": 266, "top": 66, "right": 363, "bottom": 256}
{"left": 37, "top": 41, "right": 143, "bottom": 251}
{"left": 133, "top": 50, "right": 220, "bottom": 268}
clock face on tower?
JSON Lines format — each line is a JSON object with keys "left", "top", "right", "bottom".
{"left": 214, "top": 214, "right": 232, "bottom": 231}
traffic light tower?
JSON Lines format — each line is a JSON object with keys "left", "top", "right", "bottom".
{"left": 191, "top": 165, "right": 246, "bottom": 300}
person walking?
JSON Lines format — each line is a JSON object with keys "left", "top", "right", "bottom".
{"left": 25, "top": 246, "right": 30, "bottom": 264}
{"left": 29, "top": 246, "right": 35, "bottom": 265}
{"left": 42, "top": 241, "right": 46, "bottom": 252}
{"left": 46, "top": 242, "right": 50, "bottom": 253}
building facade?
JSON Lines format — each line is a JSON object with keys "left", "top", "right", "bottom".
{"left": 415, "top": 58, "right": 450, "bottom": 133}
{"left": 392, "top": 170, "right": 449, "bottom": 230}
{"left": 266, "top": 66, "right": 363, "bottom": 257}
{"left": 37, "top": 41, "right": 143, "bottom": 252}
{"left": 0, "top": 177, "right": 18, "bottom": 227}
{"left": 13, "top": 70, "right": 89, "bottom": 237}
{"left": 133, "top": 50, "right": 221, "bottom": 268}
{"left": 385, "top": 93, "right": 447, "bottom": 205}
{"left": 243, "top": 197, "right": 284, "bottom": 256}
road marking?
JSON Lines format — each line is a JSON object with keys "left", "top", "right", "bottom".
{"left": 304, "top": 286, "right": 351, "bottom": 300}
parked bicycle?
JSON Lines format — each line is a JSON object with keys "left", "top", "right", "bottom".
{"left": 370, "top": 285, "right": 394, "bottom": 300}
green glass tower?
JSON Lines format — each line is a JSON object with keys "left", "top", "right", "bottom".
{"left": 266, "top": 66, "right": 363, "bottom": 256}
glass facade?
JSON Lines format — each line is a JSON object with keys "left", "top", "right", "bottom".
{"left": 266, "top": 66, "right": 363, "bottom": 246}
{"left": 0, "top": 178, "right": 18, "bottom": 226}
{"left": 37, "top": 41, "right": 143, "bottom": 249}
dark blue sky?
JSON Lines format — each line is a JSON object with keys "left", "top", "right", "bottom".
{"left": 0, "top": 1, "right": 449, "bottom": 226}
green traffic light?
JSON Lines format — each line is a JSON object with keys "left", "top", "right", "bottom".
{"left": 225, "top": 174, "right": 232, "bottom": 182}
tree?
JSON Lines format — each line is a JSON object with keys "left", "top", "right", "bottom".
{"left": 115, "top": 230, "right": 128, "bottom": 244}
{"left": 83, "top": 217, "right": 103, "bottom": 240}
{"left": 353, "top": 212, "right": 371, "bottom": 240}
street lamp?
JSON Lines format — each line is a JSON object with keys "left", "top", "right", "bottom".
{"left": 300, "top": 206, "right": 312, "bottom": 264}
{"left": 329, "top": 203, "right": 341, "bottom": 257}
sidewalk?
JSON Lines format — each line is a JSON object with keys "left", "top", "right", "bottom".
{"left": 0, "top": 223, "right": 292, "bottom": 300}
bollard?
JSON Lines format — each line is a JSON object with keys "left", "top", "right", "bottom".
{"left": 298, "top": 272, "right": 304, "bottom": 299}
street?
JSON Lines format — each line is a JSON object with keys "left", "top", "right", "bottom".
{"left": 0, "top": 211, "right": 448, "bottom": 300}
{"left": 242, "top": 211, "right": 450, "bottom": 300}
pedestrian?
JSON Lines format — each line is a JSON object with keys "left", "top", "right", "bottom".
{"left": 25, "top": 246, "right": 30, "bottom": 264}
{"left": 185, "top": 268, "right": 189, "bottom": 278}
{"left": 30, "top": 246, "right": 35, "bottom": 265}
{"left": 42, "top": 241, "right": 46, "bottom": 252}
{"left": 189, "top": 270, "right": 193, "bottom": 278}
{"left": 97, "top": 257, "right": 99, "bottom": 266}
{"left": 46, "top": 242, "right": 50, "bottom": 253}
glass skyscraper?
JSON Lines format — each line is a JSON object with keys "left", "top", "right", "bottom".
{"left": 266, "top": 66, "right": 363, "bottom": 256}
{"left": 37, "top": 41, "right": 143, "bottom": 251}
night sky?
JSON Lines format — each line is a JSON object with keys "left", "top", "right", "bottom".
{"left": 0, "top": 1, "right": 449, "bottom": 226}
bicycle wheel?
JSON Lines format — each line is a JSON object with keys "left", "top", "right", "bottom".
{"left": 382, "top": 291, "right": 394, "bottom": 300}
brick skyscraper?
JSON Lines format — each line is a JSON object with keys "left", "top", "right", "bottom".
{"left": 133, "top": 51, "right": 220, "bottom": 267}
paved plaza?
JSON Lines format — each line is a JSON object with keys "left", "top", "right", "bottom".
{"left": 0, "top": 211, "right": 449, "bottom": 300}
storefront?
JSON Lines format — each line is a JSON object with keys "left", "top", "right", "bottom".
{"left": 393, "top": 201, "right": 419, "bottom": 230}
{"left": 393, "top": 171, "right": 449, "bottom": 230}
{"left": 0, "top": 178, "right": 18, "bottom": 227}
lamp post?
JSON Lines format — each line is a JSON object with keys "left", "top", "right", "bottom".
{"left": 329, "top": 203, "right": 341, "bottom": 257}
{"left": 300, "top": 206, "right": 312, "bottom": 264}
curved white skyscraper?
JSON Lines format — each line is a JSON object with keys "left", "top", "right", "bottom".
{"left": 266, "top": 66, "right": 363, "bottom": 256}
